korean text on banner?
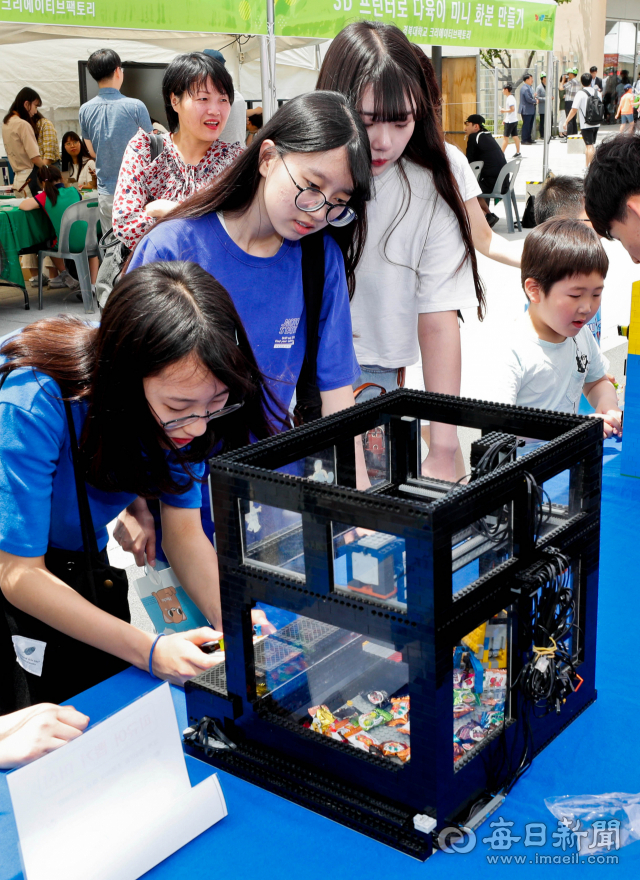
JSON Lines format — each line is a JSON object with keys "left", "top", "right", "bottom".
{"left": 0, "top": 0, "right": 267, "bottom": 36}
{"left": 275, "top": 0, "right": 555, "bottom": 50}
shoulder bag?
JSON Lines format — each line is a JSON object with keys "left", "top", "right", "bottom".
{"left": 95, "top": 132, "right": 165, "bottom": 308}
{"left": 0, "top": 371, "right": 130, "bottom": 710}
{"left": 292, "top": 232, "right": 326, "bottom": 425}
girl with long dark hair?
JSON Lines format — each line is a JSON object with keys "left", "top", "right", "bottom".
{"left": 0, "top": 261, "right": 275, "bottom": 711}
{"left": 116, "top": 90, "right": 372, "bottom": 565}
{"left": 317, "top": 22, "right": 487, "bottom": 480}
{"left": 61, "top": 131, "right": 96, "bottom": 189}
{"left": 1, "top": 87, "right": 43, "bottom": 197}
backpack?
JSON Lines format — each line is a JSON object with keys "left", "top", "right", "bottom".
{"left": 581, "top": 88, "right": 604, "bottom": 126}
{"left": 95, "top": 132, "right": 164, "bottom": 309}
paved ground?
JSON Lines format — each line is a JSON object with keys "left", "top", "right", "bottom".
{"left": 1, "top": 126, "right": 635, "bottom": 634}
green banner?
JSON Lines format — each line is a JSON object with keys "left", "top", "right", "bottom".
{"left": 275, "top": 0, "right": 555, "bottom": 50}
{"left": 0, "top": 0, "right": 267, "bottom": 35}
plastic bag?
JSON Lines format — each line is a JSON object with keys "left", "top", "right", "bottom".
{"left": 545, "top": 792, "right": 640, "bottom": 853}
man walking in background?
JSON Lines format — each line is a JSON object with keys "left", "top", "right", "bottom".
{"left": 519, "top": 73, "right": 537, "bottom": 144}
{"left": 536, "top": 73, "right": 547, "bottom": 140}
{"left": 79, "top": 48, "right": 152, "bottom": 236}
{"left": 500, "top": 83, "right": 521, "bottom": 157}
{"left": 560, "top": 68, "right": 579, "bottom": 135}
{"left": 562, "top": 73, "right": 601, "bottom": 166}
{"left": 590, "top": 66, "right": 603, "bottom": 91}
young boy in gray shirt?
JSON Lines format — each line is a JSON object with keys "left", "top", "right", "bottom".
{"left": 486, "top": 218, "right": 622, "bottom": 438}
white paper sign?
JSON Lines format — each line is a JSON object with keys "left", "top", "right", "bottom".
{"left": 7, "top": 683, "right": 227, "bottom": 880}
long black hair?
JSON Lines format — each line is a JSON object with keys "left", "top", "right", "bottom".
{"left": 162, "top": 52, "right": 234, "bottom": 133}
{"left": 61, "top": 131, "right": 93, "bottom": 173}
{"left": 37, "top": 164, "right": 64, "bottom": 206}
{"left": 0, "top": 261, "right": 281, "bottom": 497}
{"left": 2, "top": 87, "right": 41, "bottom": 131}
{"left": 316, "top": 22, "right": 485, "bottom": 319}
{"left": 150, "top": 91, "right": 372, "bottom": 296}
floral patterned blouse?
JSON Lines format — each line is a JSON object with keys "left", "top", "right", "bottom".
{"left": 112, "top": 129, "right": 243, "bottom": 248}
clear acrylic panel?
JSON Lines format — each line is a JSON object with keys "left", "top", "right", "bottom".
{"left": 362, "top": 423, "right": 391, "bottom": 487}
{"left": 275, "top": 447, "right": 337, "bottom": 484}
{"left": 453, "top": 610, "right": 509, "bottom": 767}
{"left": 452, "top": 508, "right": 514, "bottom": 596}
{"left": 241, "top": 499, "right": 305, "bottom": 580}
{"left": 332, "top": 523, "right": 407, "bottom": 611}
{"left": 254, "top": 610, "right": 411, "bottom": 765}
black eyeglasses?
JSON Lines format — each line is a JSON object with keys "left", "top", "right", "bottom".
{"left": 281, "top": 156, "right": 357, "bottom": 228}
{"left": 149, "top": 401, "right": 244, "bottom": 432}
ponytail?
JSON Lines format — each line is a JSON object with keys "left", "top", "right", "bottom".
{"left": 37, "top": 164, "right": 63, "bottom": 206}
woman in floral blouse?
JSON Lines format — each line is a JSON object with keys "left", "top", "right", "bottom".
{"left": 112, "top": 53, "right": 243, "bottom": 249}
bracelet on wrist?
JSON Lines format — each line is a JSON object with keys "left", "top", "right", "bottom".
{"left": 148, "top": 633, "right": 166, "bottom": 679}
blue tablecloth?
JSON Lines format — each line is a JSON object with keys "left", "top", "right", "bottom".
{"left": 1, "top": 437, "right": 638, "bottom": 878}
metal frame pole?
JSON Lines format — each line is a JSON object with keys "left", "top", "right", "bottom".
{"left": 543, "top": 50, "right": 553, "bottom": 178}
{"left": 260, "top": 0, "right": 277, "bottom": 123}
{"left": 494, "top": 66, "right": 499, "bottom": 138}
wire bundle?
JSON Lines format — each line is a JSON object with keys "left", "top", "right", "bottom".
{"left": 515, "top": 553, "right": 580, "bottom": 715}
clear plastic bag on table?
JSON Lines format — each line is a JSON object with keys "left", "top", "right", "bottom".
{"left": 545, "top": 793, "right": 640, "bottom": 853}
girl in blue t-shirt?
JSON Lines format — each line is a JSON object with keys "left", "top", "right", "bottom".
{"left": 0, "top": 260, "right": 275, "bottom": 710}
{"left": 118, "top": 91, "right": 373, "bottom": 565}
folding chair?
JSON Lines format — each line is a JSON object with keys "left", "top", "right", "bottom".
{"left": 37, "top": 199, "right": 99, "bottom": 313}
{"left": 477, "top": 158, "right": 523, "bottom": 233}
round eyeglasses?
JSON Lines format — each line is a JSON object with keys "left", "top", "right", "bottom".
{"left": 281, "top": 156, "right": 357, "bottom": 228}
{"left": 151, "top": 401, "right": 244, "bottom": 432}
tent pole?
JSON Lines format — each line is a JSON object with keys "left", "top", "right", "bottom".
{"left": 260, "top": 0, "right": 277, "bottom": 123}
{"left": 542, "top": 49, "right": 553, "bottom": 179}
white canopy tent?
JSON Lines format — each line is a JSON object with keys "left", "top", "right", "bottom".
{"left": 0, "top": 33, "right": 325, "bottom": 153}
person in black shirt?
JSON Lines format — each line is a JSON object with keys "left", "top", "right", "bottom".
{"left": 464, "top": 114, "right": 508, "bottom": 228}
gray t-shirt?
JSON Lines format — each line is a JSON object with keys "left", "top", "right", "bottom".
{"left": 219, "top": 88, "right": 246, "bottom": 146}
{"left": 485, "top": 312, "right": 607, "bottom": 413}
{"left": 79, "top": 88, "right": 152, "bottom": 195}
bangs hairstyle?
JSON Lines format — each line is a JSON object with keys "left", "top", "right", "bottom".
{"left": 521, "top": 218, "right": 608, "bottom": 295}
{"left": 534, "top": 176, "right": 585, "bottom": 225}
{"left": 316, "top": 21, "right": 485, "bottom": 319}
{"left": 163, "top": 53, "right": 234, "bottom": 133}
{"left": 0, "top": 262, "right": 280, "bottom": 497}
{"left": 61, "top": 131, "right": 93, "bottom": 172}
{"left": 149, "top": 91, "right": 372, "bottom": 297}
{"left": 584, "top": 133, "right": 640, "bottom": 239}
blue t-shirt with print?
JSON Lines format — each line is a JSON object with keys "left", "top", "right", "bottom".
{"left": 128, "top": 213, "right": 360, "bottom": 412}
{"left": 0, "top": 365, "right": 203, "bottom": 557}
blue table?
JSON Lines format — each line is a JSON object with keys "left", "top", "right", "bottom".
{"left": 1, "top": 437, "right": 639, "bottom": 878}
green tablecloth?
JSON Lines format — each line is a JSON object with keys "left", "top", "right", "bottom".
{"left": 0, "top": 207, "right": 53, "bottom": 288}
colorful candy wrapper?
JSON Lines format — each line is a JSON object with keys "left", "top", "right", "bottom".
{"left": 484, "top": 669, "right": 507, "bottom": 689}
{"left": 481, "top": 711, "right": 504, "bottom": 729}
{"left": 310, "top": 704, "right": 336, "bottom": 734}
{"left": 359, "top": 711, "right": 386, "bottom": 731}
{"left": 389, "top": 696, "right": 410, "bottom": 725}
{"left": 352, "top": 733, "right": 374, "bottom": 752}
{"left": 328, "top": 719, "right": 361, "bottom": 741}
